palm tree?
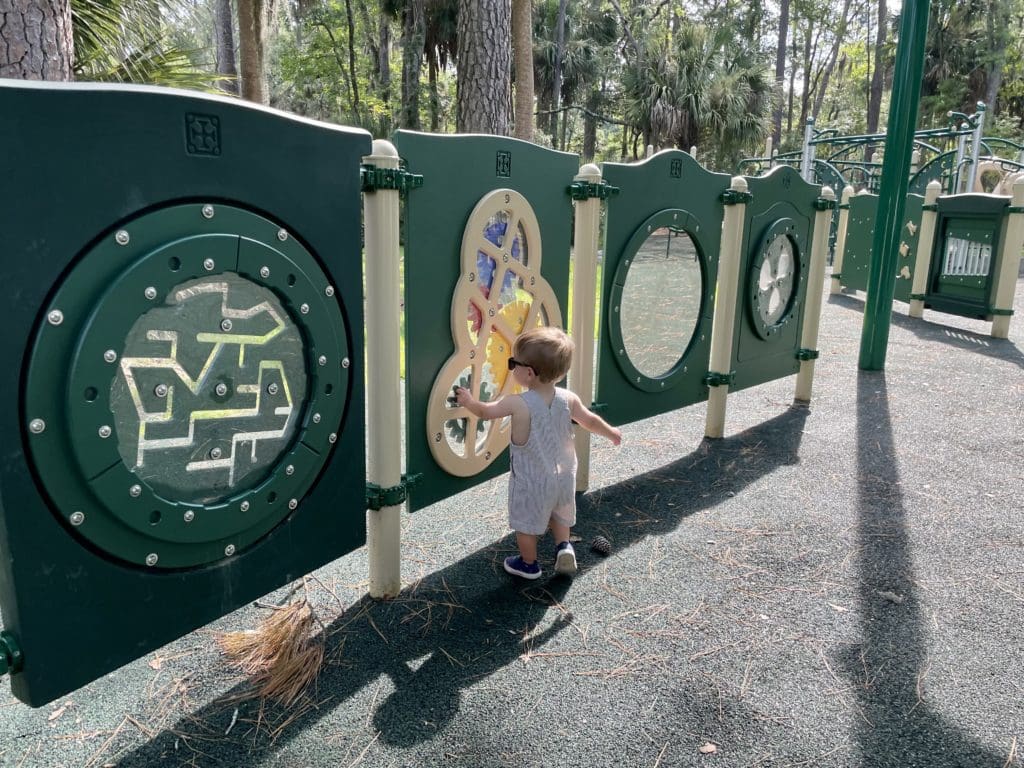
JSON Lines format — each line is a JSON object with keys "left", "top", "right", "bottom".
{"left": 623, "top": 22, "right": 773, "bottom": 167}
{"left": 72, "top": 0, "right": 227, "bottom": 89}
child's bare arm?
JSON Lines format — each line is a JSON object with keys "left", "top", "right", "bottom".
{"left": 568, "top": 392, "right": 622, "bottom": 446}
{"left": 455, "top": 387, "right": 520, "bottom": 421}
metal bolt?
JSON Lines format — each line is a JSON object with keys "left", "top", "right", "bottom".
{"left": 225, "top": 544, "right": 236, "bottom": 556}
{"left": 202, "top": 204, "right": 215, "bottom": 219}
{"left": 210, "top": 447, "right": 222, "bottom": 459}
{"left": 47, "top": 310, "right": 64, "bottom": 326}
{"left": 288, "top": 498, "right": 298, "bottom": 510}
{"left": 300, "top": 303, "right": 310, "bottom": 314}
{"left": 104, "top": 349, "right": 117, "bottom": 363}
{"left": 312, "top": 413, "right": 321, "bottom": 424}
{"left": 277, "top": 229, "right": 288, "bottom": 241}
{"left": 341, "top": 358, "right": 350, "bottom": 368}
{"left": 215, "top": 382, "right": 228, "bottom": 397}
{"left": 240, "top": 501, "right": 250, "bottom": 512}
{"left": 144, "top": 286, "right": 157, "bottom": 300}
{"left": 130, "top": 484, "right": 142, "bottom": 497}
{"left": 329, "top": 433, "right": 338, "bottom": 444}
{"left": 29, "top": 418, "right": 45, "bottom": 434}
{"left": 203, "top": 258, "right": 215, "bottom": 271}
{"left": 115, "top": 230, "right": 130, "bottom": 245}
{"left": 155, "top": 384, "right": 168, "bottom": 398}
{"left": 267, "top": 382, "right": 279, "bottom": 395}
{"left": 98, "top": 425, "right": 112, "bottom": 438}
{"left": 325, "top": 286, "right": 335, "bottom": 297}
{"left": 146, "top": 553, "right": 159, "bottom": 566}
{"left": 221, "top": 318, "right": 233, "bottom": 331}
{"left": 183, "top": 510, "right": 195, "bottom": 522}
{"left": 70, "top": 511, "right": 85, "bottom": 526}
{"left": 485, "top": 451, "right": 492, "bottom": 460}
{"left": 260, "top": 266, "right": 271, "bottom": 279}
{"left": 318, "top": 355, "right": 327, "bottom": 366}
{"left": 286, "top": 464, "right": 295, "bottom": 476}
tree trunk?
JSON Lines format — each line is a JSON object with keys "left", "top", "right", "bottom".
{"left": 772, "top": 0, "right": 790, "bottom": 147}
{"left": 866, "top": 0, "right": 887, "bottom": 136}
{"left": 456, "top": 0, "right": 512, "bottom": 135}
{"left": 399, "top": 0, "right": 425, "bottom": 129}
{"left": 0, "top": 0, "right": 74, "bottom": 80}
{"left": 812, "top": 0, "right": 853, "bottom": 120}
{"left": 582, "top": 86, "right": 601, "bottom": 161}
{"left": 984, "top": 0, "right": 1011, "bottom": 114}
{"left": 215, "top": 0, "right": 238, "bottom": 94}
{"left": 380, "top": 12, "right": 392, "bottom": 109}
{"left": 237, "top": 0, "right": 268, "bottom": 104}
{"left": 428, "top": 54, "right": 440, "bottom": 131}
{"left": 550, "top": 0, "right": 567, "bottom": 144}
{"left": 344, "top": 0, "right": 360, "bottom": 121}
{"left": 511, "top": 0, "right": 534, "bottom": 141}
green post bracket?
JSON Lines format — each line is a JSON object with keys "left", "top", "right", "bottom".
{"left": 568, "top": 180, "right": 620, "bottom": 200}
{"left": 720, "top": 190, "right": 753, "bottom": 206}
{"left": 360, "top": 163, "right": 424, "bottom": 195}
{"left": 989, "top": 308, "right": 1014, "bottom": 316}
{"left": 0, "top": 632, "right": 24, "bottom": 676}
{"left": 813, "top": 197, "right": 837, "bottom": 211}
{"left": 909, "top": 293, "right": 926, "bottom": 301}
{"left": 796, "top": 348, "right": 820, "bottom": 361}
{"left": 366, "top": 473, "right": 423, "bottom": 510}
{"left": 703, "top": 370, "right": 736, "bottom": 387}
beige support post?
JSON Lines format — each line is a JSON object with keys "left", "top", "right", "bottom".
{"left": 363, "top": 139, "right": 403, "bottom": 599}
{"left": 909, "top": 180, "right": 942, "bottom": 318}
{"left": 991, "top": 177, "right": 1024, "bottom": 338}
{"left": 830, "top": 185, "right": 855, "bottom": 295}
{"left": 705, "top": 176, "right": 748, "bottom": 439}
{"left": 570, "top": 164, "right": 602, "bottom": 492}
{"left": 795, "top": 186, "right": 836, "bottom": 403}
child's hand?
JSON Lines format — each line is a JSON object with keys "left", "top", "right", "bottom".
{"left": 454, "top": 386, "right": 474, "bottom": 408}
{"left": 609, "top": 428, "right": 622, "bottom": 446}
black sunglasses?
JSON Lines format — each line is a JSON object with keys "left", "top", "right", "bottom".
{"left": 507, "top": 357, "right": 533, "bottom": 371}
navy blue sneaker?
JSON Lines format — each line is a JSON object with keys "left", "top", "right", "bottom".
{"left": 503, "top": 555, "right": 542, "bottom": 579}
{"left": 554, "top": 541, "right": 578, "bottom": 575}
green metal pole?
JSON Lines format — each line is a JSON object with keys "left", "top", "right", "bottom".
{"left": 858, "top": 0, "right": 932, "bottom": 370}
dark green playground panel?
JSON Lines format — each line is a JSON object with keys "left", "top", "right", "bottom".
{"left": 840, "top": 192, "right": 923, "bottom": 302}
{"left": 729, "top": 166, "right": 820, "bottom": 393}
{"left": 0, "top": 81, "right": 370, "bottom": 706}
{"left": 595, "top": 151, "right": 730, "bottom": 426}
{"left": 393, "top": 131, "right": 577, "bottom": 513}
{"left": 924, "top": 194, "right": 1008, "bottom": 319}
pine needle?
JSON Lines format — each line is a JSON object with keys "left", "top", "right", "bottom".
{"left": 215, "top": 601, "right": 325, "bottom": 707}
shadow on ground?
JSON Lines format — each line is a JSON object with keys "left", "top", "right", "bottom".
{"left": 827, "top": 292, "right": 1024, "bottom": 370}
{"left": 115, "top": 406, "right": 810, "bottom": 766}
{"left": 840, "top": 370, "right": 1005, "bottom": 767}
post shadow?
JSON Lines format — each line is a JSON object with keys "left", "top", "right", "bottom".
{"left": 828, "top": 292, "right": 1024, "bottom": 370}
{"left": 114, "top": 405, "right": 810, "bottom": 766}
{"left": 840, "top": 371, "right": 1004, "bottom": 766}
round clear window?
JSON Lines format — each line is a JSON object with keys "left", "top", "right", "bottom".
{"left": 619, "top": 228, "right": 703, "bottom": 379}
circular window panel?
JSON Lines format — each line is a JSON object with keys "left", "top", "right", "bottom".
{"left": 749, "top": 218, "right": 802, "bottom": 339}
{"left": 610, "top": 209, "right": 708, "bottom": 391}
{"left": 23, "top": 203, "right": 348, "bottom": 570}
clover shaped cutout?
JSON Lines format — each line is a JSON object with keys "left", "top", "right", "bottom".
{"left": 427, "top": 188, "right": 563, "bottom": 477}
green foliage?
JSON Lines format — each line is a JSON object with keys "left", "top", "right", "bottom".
{"left": 72, "top": 0, "right": 225, "bottom": 89}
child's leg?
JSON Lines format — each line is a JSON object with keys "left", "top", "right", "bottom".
{"left": 549, "top": 518, "right": 571, "bottom": 545}
{"left": 516, "top": 532, "right": 539, "bottom": 563}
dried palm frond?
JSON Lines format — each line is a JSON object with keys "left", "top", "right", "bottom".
{"left": 216, "top": 600, "right": 324, "bottom": 707}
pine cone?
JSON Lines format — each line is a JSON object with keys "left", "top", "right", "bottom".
{"left": 590, "top": 535, "right": 612, "bottom": 556}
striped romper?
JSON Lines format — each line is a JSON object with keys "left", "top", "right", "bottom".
{"left": 508, "top": 388, "right": 577, "bottom": 536}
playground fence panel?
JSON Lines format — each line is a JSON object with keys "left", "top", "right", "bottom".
{"left": 729, "top": 166, "right": 823, "bottom": 393}
{"left": 594, "top": 151, "right": 730, "bottom": 426}
{"left": 393, "top": 131, "right": 577, "bottom": 512}
{"left": 0, "top": 81, "right": 370, "bottom": 706}
{"left": 840, "top": 192, "right": 923, "bottom": 302}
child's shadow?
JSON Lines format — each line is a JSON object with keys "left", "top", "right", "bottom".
{"left": 115, "top": 405, "right": 808, "bottom": 763}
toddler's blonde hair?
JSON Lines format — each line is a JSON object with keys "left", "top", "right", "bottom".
{"left": 513, "top": 326, "right": 574, "bottom": 383}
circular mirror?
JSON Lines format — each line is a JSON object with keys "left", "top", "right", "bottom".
{"left": 619, "top": 227, "right": 703, "bottom": 379}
